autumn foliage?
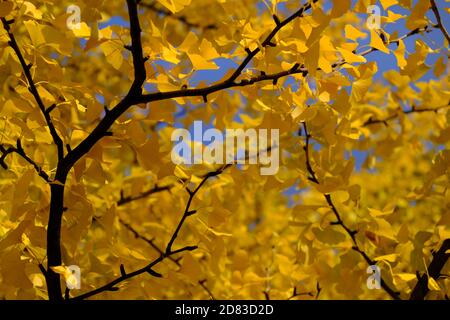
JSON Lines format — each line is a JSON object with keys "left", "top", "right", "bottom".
{"left": 0, "top": 0, "right": 449, "bottom": 300}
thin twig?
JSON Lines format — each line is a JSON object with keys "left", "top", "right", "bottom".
{"left": 118, "top": 185, "right": 172, "bottom": 206}
{"left": 430, "top": 0, "right": 450, "bottom": 43}
{"left": 0, "top": 140, "right": 50, "bottom": 182}
{"left": 1, "top": 18, "right": 64, "bottom": 161}
{"left": 301, "top": 122, "right": 401, "bottom": 300}
{"left": 363, "top": 103, "right": 450, "bottom": 126}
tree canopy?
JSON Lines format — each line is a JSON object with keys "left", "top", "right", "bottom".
{"left": 0, "top": 0, "right": 449, "bottom": 300}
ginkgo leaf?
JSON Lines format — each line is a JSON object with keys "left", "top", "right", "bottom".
{"left": 157, "top": 0, "right": 191, "bottom": 13}
{"left": 434, "top": 56, "right": 446, "bottom": 77}
{"left": 374, "top": 254, "right": 398, "bottom": 263}
{"left": 370, "top": 29, "right": 390, "bottom": 54}
{"left": 0, "top": 1, "right": 13, "bottom": 17}
{"left": 394, "top": 39, "right": 407, "bottom": 69}
{"left": 428, "top": 278, "right": 441, "bottom": 291}
{"left": 395, "top": 273, "right": 416, "bottom": 281}
{"left": 380, "top": 0, "right": 398, "bottom": 10}
{"left": 100, "top": 40, "right": 124, "bottom": 70}
{"left": 337, "top": 47, "right": 367, "bottom": 63}
{"left": 345, "top": 24, "right": 366, "bottom": 41}
{"left": 406, "top": 0, "right": 429, "bottom": 30}
{"left": 187, "top": 53, "right": 219, "bottom": 70}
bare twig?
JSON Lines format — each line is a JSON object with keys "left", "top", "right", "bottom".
{"left": 63, "top": 0, "right": 318, "bottom": 171}
{"left": 287, "top": 286, "right": 315, "bottom": 300}
{"left": 198, "top": 279, "right": 215, "bottom": 300}
{"left": 118, "top": 185, "right": 172, "bottom": 206}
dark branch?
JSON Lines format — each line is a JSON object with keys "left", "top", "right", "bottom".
{"left": 127, "top": 0, "right": 147, "bottom": 94}
{"left": 62, "top": 4, "right": 430, "bottom": 177}
{"left": 71, "top": 164, "right": 223, "bottom": 299}
{"left": 287, "top": 286, "right": 315, "bottom": 300}
{"left": 0, "top": 140, "right": 50, "bottom": 182}
{"left": 430, "top": 0, "right": 450, "bottom": 44}
{"left": 410, "top": 239, "right": 450, "bottom": 300}
{"left": 363, "top": 103, "right": 450, "bottom": 126}
{"left": 120, "top": 218, "right": 216, "bottom": 299}
{"left": 1, "top": 18, "right": 64, "bottom": 161}
{"left": 198, "top": 279, "right": 215, "bottom": 300}
{"left": 165, "top": 170, "right": 216, "bottom": 254}
{"left": 137, "top": 24, "right": 435, "bottom": 106}
{"left": 138, "top": 0, "right": 319, "bottom": 104}
{"left": 118, "top": 185, "right": 172, "bottom": 205}
{"left": 302, "top": 122, "right": 401, "bottom": 300}
{"left": 118, "top": 217, "right": 180, "bottom": 266}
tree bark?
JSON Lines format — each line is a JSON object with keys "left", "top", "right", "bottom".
{"left": 46, "top": 177, "right": 67, "bottom": 300}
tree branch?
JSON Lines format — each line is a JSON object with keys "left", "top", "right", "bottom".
{"left": 127, "top": 0, "right": 147, "bottom": 93}
{"left": 410, "top": 239, "right": 450, "bottom": 300}
{"left": 138, "top": 0, "right": 318, "bottom": 104}
{"left": 0, "top": 140, "right": 50, "bottom": 182}
{"left": 301, "top": 122, "right": 401, "bottom": 300}
{"left": 118, "top": 217, "right": 180, "bottom": 266}
{"left": 70, "top": 243, "right": 196, "bottom": 300}
{"left": 198, "top": 279, "right": 215, "bottom": 300}
{"left": 137, "top": 24, "right": 436, "bottom": 106}
{"left": 165, "top": 168, "right": 220, "bottom": 254}
{"left": 287, "top": 285, "right": 318, "bottom": 300}
{"left": 71, "top": 167, "right": 221, "bottom": 299}
{"left": 120, "top": 218, "right": 216, "bottom": 299}
{"left": 117, "top": 185, "right": 172, "bottom": 206}
{"left": 430, "top": 0, "right": 450, "bottom": 44}
{"left": 363, "top": 103, "right": 450, "bottom": 126}
{"left": 1, "top": 18, "right": 64, "bottom": 161}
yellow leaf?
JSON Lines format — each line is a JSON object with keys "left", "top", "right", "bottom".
{"left": 345, "top": 24, "right": 366, "bottom": 42}
{"left": 50, "top": 266, "right": 67, "bottom": 274}
{"left": 180, "top": 253, "right": 202, "bottom": 282}
{"left": 100, "top": 40, "right": 124, "bottom": 70}
{"left": 337, "top": 47, "right": 367, "bottom": 63}
{"left": 393, "top": 39, "right": 407, "bottom": 69}
{"left": 24, "top": 21, "right": 46, "bottom": 47}
{"left": 368, "top": 207, "right": 394, "bottom": 217}
{"left": 406, "top": 0, "right": 429, "bottom": 30}
{"left": 330, "top": 0, "right": 350, "bottom": 18}
{"left": 380, "top": 0, "right": 397, "bottom": 10}
{"left": 198, "top": 218, "right": 233, "bottom": 237}
{"left": 396, "top": 273, "right": 416, "bottom": 282}
{"left": 370, "top": 30, "right": 390, "bottom": 54}
{"left": 374, "top": 253, "right": 398, "bottom": 263}
{"left": 434, "top": 56, "right": 447, "bottom": 77}
{"left": 174, "top": 165, "right": 190, "bottom": 180}
{"left": 0, "top": 1, "right": 13, "bottom": 17}
{"left": 428, "top": 278, "right": 441, "bottom": 291}
{"left": 49, "top": 180, "right": 65, "bottom": 186}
